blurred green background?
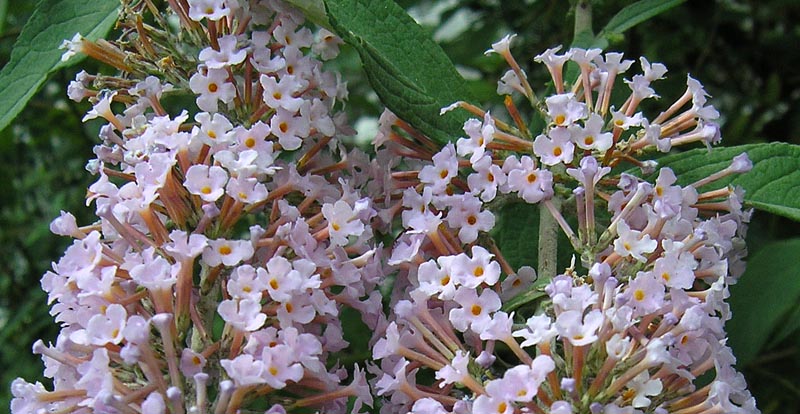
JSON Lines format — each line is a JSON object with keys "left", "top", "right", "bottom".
{"left": 1, "top": 0, "right": 799, "bottom": 411}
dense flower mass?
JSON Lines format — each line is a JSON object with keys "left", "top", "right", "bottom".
{"left": 12, "top": 1, "right": 759, "bottom": 414}
{"left": 13, "top": 1, "right": 382, "bottom": 413}
{"left": 371, "top": 37, "right": 757, "bottom": 414}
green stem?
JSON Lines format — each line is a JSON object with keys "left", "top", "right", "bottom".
{"left": 573, "top": 0, "right": 593, "bottom": 42}
{"left": 538, "top": 197, "right": 561, "bottom": 281}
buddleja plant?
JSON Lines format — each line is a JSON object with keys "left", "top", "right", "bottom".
{"left": 5, "top": 0, "right": 800, "bottom": 413}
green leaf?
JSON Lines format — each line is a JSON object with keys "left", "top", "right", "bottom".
{"left": 765, "top": 301, "right": 800, "bottom": 349}
{"left": 501, "top": 277, "right": 549, "bottom": 313}
{"left": 726, "top": 238, "right": 800, "bottom": 366}
{"left": 284, "top": 0, "right": 331, "bottom": 31}
{"left": 323, "top": 0, "right": 475, "bottom": 144}
{"left": 494, "top": 200, "right": 583, "bottom": 313}
{"left": 0, "top": 0, "right": 9, "bottom": 34}
{"left": 638, "top": 143, "right": 800, "bottom": 222}
{"left": 596, "top": 0, "right": 685, "bottom": 45}
{"left": 491, "top": 202, "right": 541, "bottom": 271}
{"left": 0, "top": 0, "right": 119, "bottom": 133}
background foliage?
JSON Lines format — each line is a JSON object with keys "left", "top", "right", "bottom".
{"left": 1, "top": 0, "right": 799, "bottom": 411}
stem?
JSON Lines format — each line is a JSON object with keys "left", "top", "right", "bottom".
{"left": 538, "top": 197, "right": 560, "bottom": 281}
{"left": 573, "top": 0, "right": 593, "bottom": 43}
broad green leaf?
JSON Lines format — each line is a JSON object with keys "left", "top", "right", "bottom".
{"left": 491, "top": 202, "right": 541, "bottom": 271}
{"left": 765, "top": 301, "right": 800, "bottom": 349}
{"left": 323, "top": 0, "right": 475, "bottom": 144}
{"left": 638, "top": 143, "right": 800, "bottom": 222}
{"left": 726, "top": 238, "right": 800, "bottom": 366}
{"left": 0, "top": 0, "right": 119, "bottom": 133}
{"left": 595, "top": 0, "right": 685, "bottom": 47}
{"left": 0, "top": 0, "right": 9, "bottom": 34}
{"left": 284, "top": 0, "right": 331, "bottom": 31}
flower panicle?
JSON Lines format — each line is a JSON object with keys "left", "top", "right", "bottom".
{"left": 371, "top": 33, "right": 757, "bottom": 414}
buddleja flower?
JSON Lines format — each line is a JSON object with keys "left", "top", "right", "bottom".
{"left": 371, "top": 34, "right": 758, "bottom": 414}
{"left": 12, "top": 1, "right": 383, "bottom": 413}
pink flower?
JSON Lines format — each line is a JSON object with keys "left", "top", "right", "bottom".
{"left": 270, "top": 108, "right": 310, "bottom": 150}
{"left": 128, "top": 247, "right": 177, "bottom": 291}
{"left": 555, "top": 309, "right": 603, "bottom": 346}
{"left": 418, "top": 143, "right": 458, "bottom": 195}
{"left": 180, "top": 348, "right": 207, "bottom": 378}
{"left": 227, "top": 264, "right": 267, "bottom": 301}
{"left": 534, "top": 127, "right": 574, "bottom": 166}
{"left": 468, "top": 155, "right": 506, "bottom": 202}
{"left": 184, "top": 165, "right": 229, "bottom": 202}
{"left": 276, "top": 293, "right": 316, "bottom": 328}
{"left": 545, "top": 93, "right": 586, "bottom": 127}
{"left": 261, "top": 74, "right": 305, "bottom": 112}
{"left": 189, "top": 67, "right": 236, "bottom": 112}
{"left": 473, "top": 394, "right": 513, "bottom": 414}
{"left": 260, "top": 345, "right": 305, "bottom": 388}
{"left": 164, "top": 230, "right": 208, "bottom": 260}
{"left": 449, "top": 286, "right": 501, "bottom": 333}
{"left": 220, "top": 354, "right": 267, "bottom": 386}
{"left": 198, "top": 35, "right": 246, "bottom": 68}
{"left": 506, "top": 155, "right": 554, "bottom": 203}
{"left": 187, "top": 0, "right": 231, "bottom": 21}
{"left": 435, "top": 350, "right": 471, "bottom": 387}
{"left": 445, "top": 194, "right": 495, "bottom": 244}
{"left": 457, "top": 112, "right": 495, "bottom": 164}
{"left": 513, "top": 314, "right": 557, "bottom": 348}
{"left": 203, "top": 238, "right": 254, "bottom": 267}
{"left": 627, "top": 272, "right": 665, "bottom": 316}
{"left": 323, "top": 199, "right": 366, "bottom": 246}
{"left": 570, "top": 113, "right": 612, "bottom": 152}
{"left": 218, "top": 298, "right": 266, "bottom": 331}
{"left": 74, "top": 303, "right": 127, "bottom": 346}
{"left": 452, "top": 245, "right": 501, "bottom": 288}
{"left": 614, "top": 220, "right": 657, "bottom": 262}
{"left": 226, "top": 176, "right": 269, "bottom": 204}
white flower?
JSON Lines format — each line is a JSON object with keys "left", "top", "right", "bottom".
{"left": 59, "top": 33, "right": 83, "bottom": 62}
{"left": 189, "top": 67, "right": 236, "bottom": 112}
{"left": 322, "top": 200, "right": 365, "bottom": 246}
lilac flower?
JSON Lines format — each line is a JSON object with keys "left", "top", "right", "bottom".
{"left": 189, "top": 67, "right": 236, "bottom": 112}
{"left": 449, "top": 286, "right": 502, "bottom": 332}
{"left": 506, "top": 155, "right": 554, "bottom": 203}
{"left": 199, "top": 35, "right": 247, "bottom": 68}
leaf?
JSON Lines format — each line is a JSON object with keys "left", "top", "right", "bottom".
{"left": 284, "top": 0, "right": 331, "bottom": 31}
{"left": 0, "top": 0, "right": 8, "bottom": 34}
{"left": 493, "top": 200, "right": 581, "bottom": 313}
{"left": 637, "top": 143, "right": 800, "bottom": 222}
{"left": 596, "top": 0, "right": 685, "bottom": 45}
{"left": 501, "top": 277, "right": 549, "bottom": 313}
{"left": 323, "top": 0, "right": 475, "bottom": 144}
{"left": 765, "top": 301, "right": 800, "bottom": 349}
{"left": 726, "top": 238, "right": 800, "bottom": 366}
{"left": 0, "top": 0, "right": 119, "bottom": 133}
{"left": 491, "top": 202, "right": 541, "bottom": 271}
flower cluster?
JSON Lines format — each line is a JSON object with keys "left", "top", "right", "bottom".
{"left": 12, "top": 1, "right": 384, "bottom": 413}
{"left": 12, "top": 2, "right": 761, "bottom": 414}
{"left": 372, "top": 35, "right": 758, "bottom": 414}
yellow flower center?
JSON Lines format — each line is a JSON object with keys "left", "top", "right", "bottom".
{"left": 471, "top": 304, "right": 482, "bottom": 316}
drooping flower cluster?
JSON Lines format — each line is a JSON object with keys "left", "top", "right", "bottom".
{"left": 12, "top": 1, "right": 762, "bottom": 413}
{"left": 11, "top": 1, "right": 385, "bottom": 413}
{"left": 372, "top": 35, "right": 758, "bottom": 414}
